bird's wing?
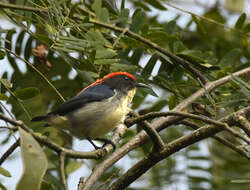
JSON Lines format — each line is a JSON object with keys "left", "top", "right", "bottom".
{"left": 50, "top": 84, "right": 114, "bottom": 116}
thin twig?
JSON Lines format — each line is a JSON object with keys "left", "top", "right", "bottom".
{"left": 130, "top": 112, "right": 165, "bottom": 150}
{"left": 0, "top": 101, "right": 15, "bottom": 119}
{"left": 127, "top": 111, "right": 250, "bottom": 144}
{"left": 0, "top": 126, "right": 18, "bottom": 131}
{"left": 59, "top": 152, "right": 68, "bottom": 190}
{"left": 181, "top": 120, "right": 249, "bottom": 159}
{"left": 0, "top": 2, "right": 48, "bottom": 12}
{"left": 0, "top": 138, "right": 20, "bottom": 165}
{"left": 108, "top": 106, "right": 250, "bottom": 190}
{"left": 77, "top": 177, "right": 85, "bottom": 190}
{"left": 233, "top": 114, "right": 250, "bottom": 137}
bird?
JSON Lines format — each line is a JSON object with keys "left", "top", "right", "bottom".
{"left": 31, "top": 72, "right": 148, "bottom": 149}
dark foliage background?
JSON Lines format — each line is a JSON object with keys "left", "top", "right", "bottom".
{"left": 0, "top": 0, "right": 249, "bottom": 189}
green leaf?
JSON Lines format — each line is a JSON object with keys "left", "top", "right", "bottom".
{"left": 114, "top": 8, "right": 129, "bottom": 27}
{"left": 163, "top": 20, "right": 179, "bottom": 35}
{"left": 177, "top": 50, "right": 219, "bottom": 70}
{"left": 220, "top": 49, "right": 241, "bottom": 66}
{"left": 0, "top": 166, "right": 11, "bottom": 177}
{"left": 142, "top": 54, "right": 158, "bottom": 78}
{"left": 0, "top": 182, "right": 7, "bottom": 190}
{"left": 144, "top": 0, "right": 166, "bottom": 10}
{"left": 192, "top": 14, "right": 206, "bottom": 35}
{"left": 121, "top": 0, "right": 125, "bottom": 9}
{"left": 139, "top": 99, "right": 168, "bottom": 115}
{"left": 130, "top": 10, "right": 146, "bottom": 33}
{"left": 110, "top": 63, "right": 138, "bottom": 73}
{"left": 94, "top": 58, "right": 119, "bottom": 65}
{"left": 100, "top": 8, "right": 109, "bottom": 22}
{"left": 243, "top": 23, "right": 250, "bottom": 33}
{"left": 40, "top": 181, "right": 53, "bottom": 190}
{"left": 95, "top": 47, "right": 117, "bottom": 59}
{"left": 0, "top": 50, "right": 5, "bottom": 60}
{"left": 120, "top": 36, "right": 144, "bottom": 49}
{"left": 177, "top": 50, "right": 205, "bottom": 63}
{"left": 235, "top": 13, "right": 246, "bottom": 29}
{"left": 15, "top": 31, "right": 25, "bottom": 55}
{"left": 65, "top": 160, "right": 83, "bottom": 175}
{"left": 14, "top": 87, "right": 40, "bottom": 100}
{"left": 0, "top": 93, "right": 8, "bottom": 100}
{"left": 169, "top": 94, "right": 177, "bottom": 110}
{"left": 16, "top": 128, "right": 48, "bottom": 190}
{"left": 140, "top": 86, "right": 158, "bottom": 97}
{"left": 24, "top": 36, "right": 33, "bottom": 61}
{"left": 102, "top": 0, "right": 117, "bottom": 14}
{"left": 147, "top": 31, "right": 178, "bottom": 44}
{"left": 92, "top": 0, "right": 102, "bottom": 20}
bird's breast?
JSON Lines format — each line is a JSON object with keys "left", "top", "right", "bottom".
{"left": 50, "top": 89, "right": 136, "bottom": 139}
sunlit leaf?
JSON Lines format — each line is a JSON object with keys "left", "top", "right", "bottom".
{"left": 144, "top": 0, "right": 166, "bottom": 10}
{"left": 192, "top": 14, "right": 206, "bottom": 35}
{"left": 0, "top": 166, "right": 11, "bottom": 177}
{"left": 130, "top": 10, "right": 146, "bottom": 32}
{"left": 0, "top": 93, "right": 8, "bottom": 100}
{"left": 235, "top": 13, "right": 246, "bottom": 29}
{"left": 14, "top": 87, "right": 40, "bottom": 100}
{"left": 16, "top": 128, "right": 48, "bottom": 190}
{"left": 220, "top": 49, "right": 241, "bottom": 66}
{"left": 65, "top": 160, "right": 83, "bottom": 175}
{"left": 95, "top": 47, "right": 117, "bottom": 59}
{"left": 0, "top": 182, "right": 7, "bottom": 190}
{"left": 168, "top": 94, "right": 177, "bottom": 110}
{"left": 243, "top": 23, "right": 250, "bottom": 33}
{"left": 142, "top": 54, "right": 158, "bottom": 78}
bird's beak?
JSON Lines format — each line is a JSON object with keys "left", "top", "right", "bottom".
{"left": 135, "top": 83, "right": 151, "bottom": 89}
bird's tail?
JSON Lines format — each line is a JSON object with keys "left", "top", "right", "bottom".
{"left": 31, "top": 115, "right": 49, "bottom": 122}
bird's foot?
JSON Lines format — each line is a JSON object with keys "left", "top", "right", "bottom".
{"left": 87, "top": 138, "right": 116, "bottom": 150}
{"left": 94, "top": 138, "right": 116, "bottom": 150}
{"left": 87, "top": 138, "right": 102, "bottom": 150}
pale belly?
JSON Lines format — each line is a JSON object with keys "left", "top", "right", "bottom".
{"left": 50, "top": 95, "right": 130, "bottom": 139}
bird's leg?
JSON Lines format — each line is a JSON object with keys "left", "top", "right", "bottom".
{"left": 94, "top": 138, "right": 116, "bottom": 150}
{"left": 87, "top": 138, "right": 101, "bottom": 150}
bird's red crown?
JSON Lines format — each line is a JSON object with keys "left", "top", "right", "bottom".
{"left": 78, "top": 72, "right": 135, "bottom": 95}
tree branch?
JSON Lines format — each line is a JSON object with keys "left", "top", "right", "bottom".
{"left": 59, "top": 152, "right": 68, "bottom": 190}
{"left": 181, "top": 120, "right": 249, "bottom": 159}
{"left": 0, "top": 138, "right": 20, "bottom": 165}
{"left": 108, "top": 106, "right": 250, "bottom": 190}
{"left": 129, "top": 111, "right": 165, "bottom": 150}
{"left": 233, "top": 114, "right": 250, "bottom": 137}
{"left": 127, "top": 111, "right": 250, "bottom": 144}
{"left": 0, "top": 2, "right": 48, "bottom": 12}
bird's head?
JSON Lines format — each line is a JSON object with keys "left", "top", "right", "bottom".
{"left": 102, "top": 72, "right": 148, "bottom": 92}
